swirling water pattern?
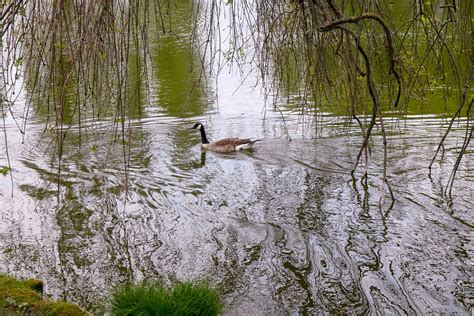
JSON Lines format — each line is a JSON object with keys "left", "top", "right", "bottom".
{"left": 0, "top": 114, "right": 472, "bottom": 314}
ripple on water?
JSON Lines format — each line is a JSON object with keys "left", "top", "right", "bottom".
{"left": 0, "top": 116, "right": 472, "bottom": 313}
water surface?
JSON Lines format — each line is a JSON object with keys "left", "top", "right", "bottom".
{"left": 0, "top": 1, "right": 472, "bottom": 315}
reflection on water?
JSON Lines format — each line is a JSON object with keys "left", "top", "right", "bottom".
{"left": 0, "top": 115, "right": 472, "bottom": 314}
{"left": 149, "top": 0, "right": 211, "bottom": 118}
{"left": 0, "top": 1, "right": 472, "bottom": 315}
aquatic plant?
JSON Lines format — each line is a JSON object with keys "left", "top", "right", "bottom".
{"left": 110, "top": 281, "right": 222, "bottom": 316}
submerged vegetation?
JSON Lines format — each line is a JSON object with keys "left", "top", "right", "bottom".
{"left": 0, "top": 274, "right": 84, "bottom": 315}
{"left": 110, "top": 281, "right": 222, "bottom": 316}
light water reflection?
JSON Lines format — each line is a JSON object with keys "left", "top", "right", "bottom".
{"left": 1, "top": 112, "right": 472, "bottom": 314}
{"left": 0, "top": 1, "right": 472, "bottom": 315}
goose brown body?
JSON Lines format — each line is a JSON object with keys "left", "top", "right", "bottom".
{"left": 191, "top": 123, "right": 260, "bottom": 153}
{"left": 205, "top": 138, "right": 253, "bottom": 153}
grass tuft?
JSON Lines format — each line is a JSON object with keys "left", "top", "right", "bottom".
{"left": 110, "top": 281, "right": 222, "bottom": 316}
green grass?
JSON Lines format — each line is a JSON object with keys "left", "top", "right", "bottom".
{"left": 110, "top": 281, "right": 222, "bottom": 316}
{"left": 0, "top": 274, "right": 84, "bottom": 315}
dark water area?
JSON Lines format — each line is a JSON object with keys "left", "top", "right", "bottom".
{"left": 0, "top": 1, "right": 473, "bottom": 315}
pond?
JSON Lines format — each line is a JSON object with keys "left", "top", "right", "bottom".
{"left": 0, "top": 1, "right": 472, "bottom": 314}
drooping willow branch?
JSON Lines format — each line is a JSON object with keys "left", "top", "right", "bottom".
{"left": 317, "top": 12, "right": 401, "bottom": 109}
{"left": 429, "top": 80, "right": 473, "bottom": 198}
{"left": 332, "top": 26, "right": 379, "bottom": 176}
{"left": 1, "top": 1, "right": 159, "bottom": 196}
{"left": 429, "top": 81, "right": 471, "bottom": 173}
{"left": 446, "top": 101, "right": 472, "bottom": 198}
{"left": 315, "top": 14, "right": 398, "bottom": 204}
{"left": 1, "top": 0, "right": 24, "bottom": 37}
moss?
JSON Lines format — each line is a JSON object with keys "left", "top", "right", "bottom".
{"left": 25, "top": 279, "right": 44, "bottom": 294}
{"left": 30, "top": 300, "right": 85, "bottom": 315}
{"left": 0, "top": 274, "right": 85, "bottom": 315}
{"left": 0, "top": 287, "right": 42, "bottom": 310}
{"left": 0, "top": 274, "right": 41, "bottom": 309}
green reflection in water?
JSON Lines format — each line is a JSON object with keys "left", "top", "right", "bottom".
{"left": 271, "top": 0, "right": 469, "bottom": 116}
{"left": 150, "top": 0, "right": 210, "bottom": 118}
{"left": 127, "top": 52, "right": 146, "bottom": 119}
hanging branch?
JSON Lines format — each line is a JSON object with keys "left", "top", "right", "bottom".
{"left": 0, "top": 97, "right": 14, "bottom": 196}
{"left": 445, "top": 98, "right": 473, "bottom": 198}
{"left": 318, "top": 12, "right": 401, "bottom": 109}
{"left": 429, "top": 81, "right": 471, "bottom": 174}
{"left": 1, "top": 0, "right": 24, "bottom": 37}
{"left": 315, "top": 16, "right": 397, "bottom": 204}
{"left": 314, "top": 24, "right": 378, "bottom": 176}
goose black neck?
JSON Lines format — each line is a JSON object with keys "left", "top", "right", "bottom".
{"left": 199, "top": 125, "right": 210, "bottom": 144}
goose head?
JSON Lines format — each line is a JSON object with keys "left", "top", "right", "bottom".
{"left": 190, "top": 122, "right": 210, "bottom": 144}
{"left": 191, "top": 122, "right": 202, "bottom": 130}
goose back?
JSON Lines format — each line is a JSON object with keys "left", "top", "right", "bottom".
{"left": 205, "top": 138, "right": 252, "bottom": 153}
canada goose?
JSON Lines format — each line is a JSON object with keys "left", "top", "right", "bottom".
{"left": 191, "top": 122, "right": 260, "bottom": 153}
